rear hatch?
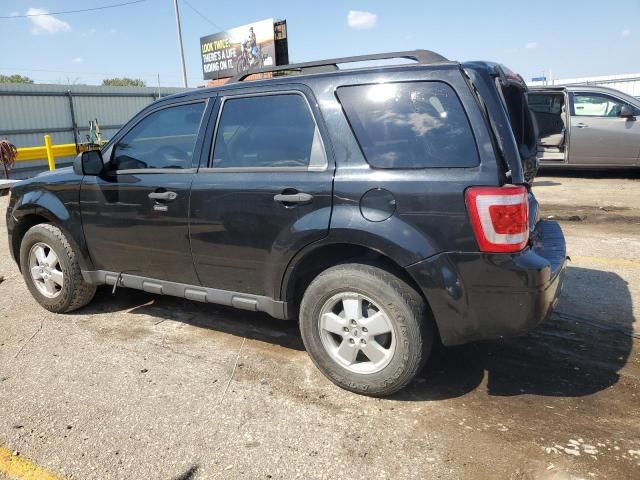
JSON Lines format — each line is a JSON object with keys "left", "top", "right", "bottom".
{"left": 493, "top": 65, "right": 539, "bottom": 184}
{"left": 493, "top": 67, "right": 542, "bottom": 234}
{"left": 462, "top": 62, "right": 542, "bottom": 236}
{"left": 462, "top": 62, "right": 539, "bottom": 184}
{"left": 495, "top": 68, "right": 557, "bottom": 248}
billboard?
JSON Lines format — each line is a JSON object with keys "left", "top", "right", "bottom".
{"left": 200, "top": 18, "right": 277, "bottom": 80}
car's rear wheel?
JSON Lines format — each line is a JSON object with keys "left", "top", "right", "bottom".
{"left": 20, "top": 223, "right": 96, "bottom": 313}
{"left": 299, "top": 263, "right": 433, "bottom": 397}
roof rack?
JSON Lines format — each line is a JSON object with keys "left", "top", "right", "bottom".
{"left": 229, "top": 49, "right": 449, "bottom": 83}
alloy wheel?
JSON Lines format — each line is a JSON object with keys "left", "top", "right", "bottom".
{"left": 318, "top": 292, "right": 396, "bottom": 374}
{"left": 28, "top": 242, "right": 64, "bottom": 298}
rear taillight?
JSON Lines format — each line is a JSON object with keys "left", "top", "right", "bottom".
{"left": 465, "top": 185, "right": 529, "bottom": 253}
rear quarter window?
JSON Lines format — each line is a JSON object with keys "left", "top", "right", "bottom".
{"left": 336, "top": 82, "right": 479, "bottom": 169}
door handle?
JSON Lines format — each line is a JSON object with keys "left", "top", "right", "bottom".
{"left": 148, "top": 191, "right": 178, "bottom": 201}
{"left": 273, "top": 192, "right": 313, "bottom": 205}
{"left": 575, "top": 123, "right": 588, "bottom": 129}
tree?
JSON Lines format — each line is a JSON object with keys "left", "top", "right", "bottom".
{"left": 102, "top": 77, "right": 146, "bottom": 87}
{"left": 0, "top": 74, "right": 34, "bottom": 84}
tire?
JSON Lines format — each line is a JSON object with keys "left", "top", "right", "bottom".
{"left": 236, "top": 56, "right": 248, "bottom": 74}
{"left": 299, "top": 263, "right": 433, "bottom": 397}
{"left": 19, "top": 223, "right": 96, "bottom": 313}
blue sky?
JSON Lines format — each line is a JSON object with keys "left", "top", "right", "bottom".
{"left": 1, "top": 0, "right": 639, "bottom": 87}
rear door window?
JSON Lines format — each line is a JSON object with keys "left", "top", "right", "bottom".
{"left": 211, "top": 93, "right": 327, "bottom": 170}
{"left": 336, "top": 82, "right": 478, "bottom": 169}
{"left": 529, "top": 93, "right": 563, "bottom": 114}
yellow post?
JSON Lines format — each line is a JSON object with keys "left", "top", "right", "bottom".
{"left": 44, "top": 134, "right": 55, "bottom": 171}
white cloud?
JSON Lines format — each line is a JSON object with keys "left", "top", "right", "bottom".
{"left": 347, "top": 10, "right": 377, "bottom": 30}
{"left": 110, "top": 28, "right": 118, "bottom": 34}
{"left": 27, "top": 8, "right": 70, "bottom": 34}
{"left": 622, "top": 29, "right": 631, "bottom": 37}
{"left": 72, "top": 57, "right": 84, "bottom": 63}
{"left": 525, "top": 41, "right": 539, "bottom": 49}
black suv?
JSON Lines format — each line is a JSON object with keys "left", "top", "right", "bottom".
{"left": 6, "top": 50, "right": 566, "bottom": 396}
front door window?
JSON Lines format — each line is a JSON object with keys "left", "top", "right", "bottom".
{"left": 112, "top": 103, "right": 205, "bottom": 171}
{"left": 572, "top": 93, "right": 625, "bottom": 117}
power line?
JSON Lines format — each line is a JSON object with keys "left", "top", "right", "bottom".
{"left": 181, "top": 0, "right": 224, "bottom": 31}
{"left": 0, "top": 0, "right": 147, "bottom": 19}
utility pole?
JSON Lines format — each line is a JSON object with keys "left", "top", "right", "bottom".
{"left": 173, "top": 0, "right": 188, "bottom": 88}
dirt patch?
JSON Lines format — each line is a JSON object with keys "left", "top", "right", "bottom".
{"left": 542, "top": 203, "right": 640, "bottom": 223}
{"left": 541, "top": 203, "right": 640, "bottom": 230}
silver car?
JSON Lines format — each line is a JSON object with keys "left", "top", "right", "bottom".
{"left": 529, "top": 85, "right": 640, "bottom": 168}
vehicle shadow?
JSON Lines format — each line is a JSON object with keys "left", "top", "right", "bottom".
{"left": 77, "top": 286, "right": 306, "bottom": 351}
{"left": 396, "top": 265, "right": 634, "bottom": 401}
{"left": 531, "top": 180, "right": 562, "bottom": 187}
{"left": 76, "top": 265, "right": 633, "bottom": 401}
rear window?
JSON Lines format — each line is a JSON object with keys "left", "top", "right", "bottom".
{"left": 336, "top": 82, "right": 479, "bottom": 169}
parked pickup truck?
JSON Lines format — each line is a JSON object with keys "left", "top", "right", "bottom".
{"left": 6, "top": 50, "right": 566, "bottom": 396}
{"left": 529, "top": 85, "right": 640, "bottom": 169}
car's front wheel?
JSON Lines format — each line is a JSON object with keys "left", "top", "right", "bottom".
{"left": 299, "top": 263, "right": 433, "bottom": 397}
{"left": 19, "top": 223, "right": 96, "bottom": 313}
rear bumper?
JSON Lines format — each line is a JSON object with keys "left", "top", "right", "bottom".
{"left": 407, "top": 220, "right": 566, "bottom": 346}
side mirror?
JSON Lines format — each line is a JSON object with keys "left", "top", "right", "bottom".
{"left": 73, "top": 150, "right": 104, "bottom": 176}
{"left": 620, "top": 105, "right": 635, "bottom": 118}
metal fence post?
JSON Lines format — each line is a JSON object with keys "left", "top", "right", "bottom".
{"left": 44, "top": 134, "right": 55, "bottom": 170}
{"left": 67, "top": 90, "right": 80, "bottom": 146}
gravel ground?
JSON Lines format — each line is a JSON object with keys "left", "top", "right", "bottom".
{"left": 0, "top": 172, "right": 639, "bottom": 480}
